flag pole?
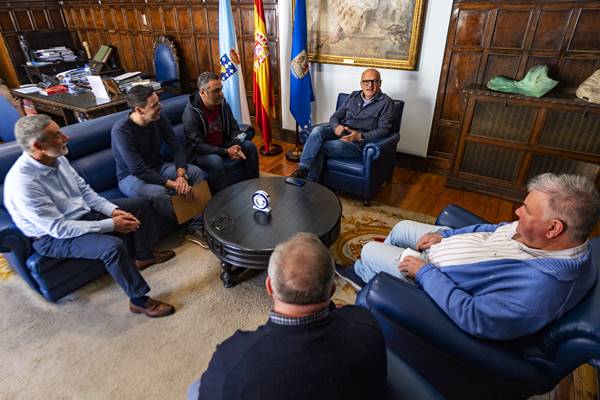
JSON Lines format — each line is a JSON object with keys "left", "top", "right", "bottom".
{"left": 285, "top": 123, "right": 302, "bottom": 162}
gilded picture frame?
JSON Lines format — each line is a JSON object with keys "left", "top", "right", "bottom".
{"left": 307, "top": 0, "right": 427, "bottom": 70}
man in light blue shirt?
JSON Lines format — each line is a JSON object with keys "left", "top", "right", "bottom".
{"left": 4, "top": 115, "right": 176, "bottom": 318}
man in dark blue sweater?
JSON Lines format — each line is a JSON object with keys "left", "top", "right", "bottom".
{"left": 291, "top": 68, "right": 395, "bottom": 181}
{"left": 111, "top": 85, "right": 207, "bottom": 247}
{"left": 188, "top": 232, "right": 387, "bottom": 400}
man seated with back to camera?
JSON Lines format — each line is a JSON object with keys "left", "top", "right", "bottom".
{"left": 188, "top": 232, "right": 387, "bottom": 400}
{"left": 111, "top": 85, "right": 208, "bottom": 248}
{"left": 291, "top": 68, "right": 395, "bottom": 181}
{"left": 182, "top": 71, "right": 259, "bottom": 194}
{"left": 341, "top": 173, "right": 600, "bottom": 340}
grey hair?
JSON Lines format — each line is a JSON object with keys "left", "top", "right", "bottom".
{"left": 14, "top": 114, "right": 53, "bottom": 153}
{"left": 197, "top": 71, "right": 219, "bottom": 90}
{"left": 527, "top": 173, "right": 600, "bottom": 243}
{"left": 267, "top": 232, "right": 335, "bottom": 305}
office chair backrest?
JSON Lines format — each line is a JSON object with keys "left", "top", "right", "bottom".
{"left": 153, "top": 35, "right": 179, "bottom": 83}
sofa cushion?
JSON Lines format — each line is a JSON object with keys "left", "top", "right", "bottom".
{"left": 63, "top": 110, "right": 129, "bottom": 159}
{"left": 325, "top": 157, "right": 365, "bottom": 177}
{"left": 161, "top": 94, "right": 188, "bottom": 126}
{"left": 70, "top": 148, "right": 118, "bottom": 193}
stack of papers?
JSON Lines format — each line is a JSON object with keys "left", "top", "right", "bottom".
{"left": 33, "top": 46, "right": 78, "bottom": 62}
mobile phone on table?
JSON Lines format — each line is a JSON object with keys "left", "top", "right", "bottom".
{"left": 285, "top": 177, "right": 306, "bottom": 187}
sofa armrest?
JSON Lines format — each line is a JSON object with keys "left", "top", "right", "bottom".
{"left": 0, "top": 208, "right": 30, "bottom": 254}
{"left": 356, "top": 272, "right": 550, "bottom": 383}
{"left": 435, "top": 204, "right": 488, "bottom": 228}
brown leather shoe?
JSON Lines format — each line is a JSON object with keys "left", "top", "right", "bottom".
{"left": 135, "top": 250, "right": 176, "bottom": 271}
{"left": 130, "top": 297, "right": 175, "bottom": 318}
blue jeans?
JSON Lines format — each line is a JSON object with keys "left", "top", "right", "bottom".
{"left": 354, "top": 220, "right": 448, "bottom": 283}
{"left": 118, "top": 162, "right": 205, "bottom": 231}
{"left": 32, "top": 198, "right": 155, "bottom": 299}
{"left": 192, "top": 140, "right": 259, "bottom": 193}
{"left": 299, "top": 125, "right": 362, "bottom": 181}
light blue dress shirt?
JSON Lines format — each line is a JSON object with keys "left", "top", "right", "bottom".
{"left": 4, "top": 153, "right": 117, "bottom": 239}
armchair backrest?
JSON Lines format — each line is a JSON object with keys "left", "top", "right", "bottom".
{"left": 534, "top": 237, "right": 600, "bottom": 378}
{"left": 153, "top": 35, "right": 179, "bottom": 83}
{"left": 336, "top": 93, "right": 405, "bottom": 135}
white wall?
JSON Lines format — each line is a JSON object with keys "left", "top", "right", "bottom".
{"left": 278, "top": 0, "right": 453, "bottom": 157}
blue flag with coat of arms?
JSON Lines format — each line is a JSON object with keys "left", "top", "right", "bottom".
{"left": 289, "top": 0, "right": 314, "bottom": 130}
{"left": 219, "top": 0, "right": 250, "bottom": 124}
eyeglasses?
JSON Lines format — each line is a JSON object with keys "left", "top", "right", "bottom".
{"left": 361, "top": 79, "right": 381, "bottom": 86}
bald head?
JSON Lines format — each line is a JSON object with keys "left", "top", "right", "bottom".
{"left": 267, "top": 233, "right": 335, "bottom": 305}
{"left": 360, "top": 68, "right": 381, "bottom": 99}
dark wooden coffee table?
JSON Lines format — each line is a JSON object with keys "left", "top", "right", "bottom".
{"left": 204, "top": 177, "right": 342, "bottom": 287}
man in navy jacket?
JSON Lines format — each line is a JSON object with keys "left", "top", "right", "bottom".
{"left": 182, "top": 71, "right": 259, "bottom": 193}
{"left": 188, "top": 232, "right": 387, "bottom": 400}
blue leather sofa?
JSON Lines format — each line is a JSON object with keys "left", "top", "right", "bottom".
{"left": 0, "top": 95, "right": 20, "bottom": 142}
{"left": 300, "top": 93, "right": 404, "bottom": 205}
{"left": 357, "top": 204, "right": 600, "bottom": 399}
{"left": 0, "top": 94, "right": 254, "bottom": 302}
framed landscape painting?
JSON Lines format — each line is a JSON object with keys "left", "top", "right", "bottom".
{"left": 307, "top": 0, "right": 427, "bottom": 70}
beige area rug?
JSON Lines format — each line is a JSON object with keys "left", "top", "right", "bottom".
{"left": 333, "top": 197, "right": 435, "bottom": 267}
{"left": 0, "top": 197, "right": 433, "bottom": 400}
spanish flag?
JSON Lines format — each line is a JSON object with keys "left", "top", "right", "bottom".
{"left": 253, "top": 0, "right": 276, "bottom": 152}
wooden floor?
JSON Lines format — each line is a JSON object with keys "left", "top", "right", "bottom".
{"left": 255, "top": 136, "right": 599, "bottom": 400}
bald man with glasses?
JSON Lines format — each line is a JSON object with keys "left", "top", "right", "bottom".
{"left": 291, "top": 68, "right": 395, "bottom": 181}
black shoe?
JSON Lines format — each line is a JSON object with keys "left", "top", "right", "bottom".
{"left": 290, "top": 168, "right": 307, "bottom": 179}
{"left": 335, "top": 264, "right": 366, "bottom": 290}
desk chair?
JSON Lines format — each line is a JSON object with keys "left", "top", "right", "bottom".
{"left": 357, "top": 204, "right": 600, "bottom": 399}
{"left": 300, "top": 93, "right": 404, "bottom": 205}
{"left": 152, "top": 35, "right": 180, "bottom": 99}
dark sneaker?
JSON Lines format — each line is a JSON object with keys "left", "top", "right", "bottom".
{"left": 186, "top": 230, "right": 209, "bottom": 249}
{"left": 290, "top": 168, "right": 307, "bottom": 179}
{"left": 335, "top": 264, "right": 366, "bottom": 290}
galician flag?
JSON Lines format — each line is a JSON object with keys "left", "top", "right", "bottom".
{"left": 289, "top": 0, "right": 314, "bottom": 130}
{"left": 253, "top": 0, "right": 276, "bottom": 151}
{"left": 219, "top": 0, "right": 250, "bottom": 125}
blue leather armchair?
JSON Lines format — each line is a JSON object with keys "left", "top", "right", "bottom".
{"left": 357, "top": 204, "right": 600, "bottom": 399}
{"left": 152, "top": 35, "right": 180, "bottom": 99}
{"left": 0, "top": 96, "right": 20, "bottom": 142}
{"left": 300, "top": 93, "right": 404, "bottom": 205}
{"left": 0, "top": 94, "right": 254, "bottom": 302}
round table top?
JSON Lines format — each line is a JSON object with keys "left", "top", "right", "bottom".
{"left": 204, "top": 177, "right": 342, "bottom": 257}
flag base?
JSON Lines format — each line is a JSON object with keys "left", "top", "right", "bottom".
{"left": 260, "top": 143, "right": 283, "bottom": 157}
{"left": 285, "top": 149, "right": 302, "bottom": 162}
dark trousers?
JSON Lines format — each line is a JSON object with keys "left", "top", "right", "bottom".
{"left": 193, "top": 140, "right": 259, "bottom": 193}
{"left": 32, "top": 198, "right": 159, "bottom": 299}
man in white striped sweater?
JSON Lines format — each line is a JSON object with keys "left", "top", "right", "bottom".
{"left": 352, "top": 173, "right": 599, "bottom": 340}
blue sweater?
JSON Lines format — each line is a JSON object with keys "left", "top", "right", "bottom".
{"left": 111, "top": 113, "right": 186, "bottom": 185}
{"left": 416, "top": 223, "right": 596, "bottom": 340}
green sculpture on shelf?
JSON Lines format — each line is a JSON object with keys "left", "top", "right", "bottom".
{"left": 487, "top": 65, "right": 559, "bottom": 98}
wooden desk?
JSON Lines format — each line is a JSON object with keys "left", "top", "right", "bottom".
{"left": 12, "top": 89, "right": 128, "bottom": 125}
{"left": 23, "top": 61, "right": 122, "bottom": 84}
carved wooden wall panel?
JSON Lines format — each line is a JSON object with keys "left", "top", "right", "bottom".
{"left": 0, "top": 1, "right": 69, "bottom": 86}
{"left": 428, "top": 1, "right": 600, "bottom": 174}
{"left": 61, "top": 0, "right": 281, "bottom": 127}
